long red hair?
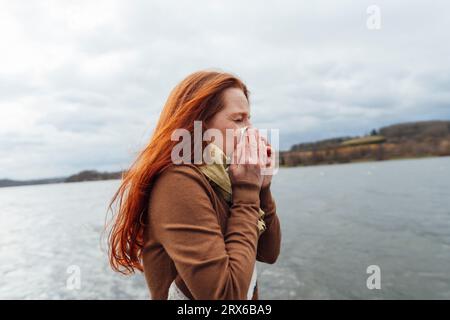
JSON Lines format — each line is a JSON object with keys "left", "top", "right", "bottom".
{"left": 107, "top": 70, "right": 249, "bottom": 274}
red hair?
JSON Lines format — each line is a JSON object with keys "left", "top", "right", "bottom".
{"left": 107, "top": 70, "right": 249, "bottom": 274}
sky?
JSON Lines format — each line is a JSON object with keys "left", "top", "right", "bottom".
{"left": 1, "top": 0, "right": 450, "bottom": 179}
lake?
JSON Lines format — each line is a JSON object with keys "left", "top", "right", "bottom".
{"left": 0, "top": 157, "right": 449, "bottom": 299}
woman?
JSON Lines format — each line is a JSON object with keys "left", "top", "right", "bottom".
{"left": 108, "top": 70, "right": 281, "bottom": 300}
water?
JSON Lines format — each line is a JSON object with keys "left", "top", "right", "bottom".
{"left": 0, "top": 157, "right": 449, "bottom": 299}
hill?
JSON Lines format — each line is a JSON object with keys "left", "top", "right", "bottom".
{"left": 0, "top": 170, "right": 123, "bottom": 188}
{"left": 281, "top": 120, "right": 450, "bottom": 166}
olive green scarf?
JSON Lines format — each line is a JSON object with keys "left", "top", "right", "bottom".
{"left": 198, "top": 143, "right": 266, "bottom": 235}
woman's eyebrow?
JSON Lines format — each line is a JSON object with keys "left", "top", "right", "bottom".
{"left": 230, "top": 112, "right": 250, "bottom": 118}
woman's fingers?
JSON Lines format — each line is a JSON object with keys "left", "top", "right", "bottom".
{"left": 232, "top": 127, "right": 272, "bottom": 168}
{"left": 255, "top": 134, "right": 272, "bottom": 168}
{"left": 260, "top": 135, "right": 270, "bottom": 147}
{"left": 247, "top": 128, "right": 259, "bottom": 164}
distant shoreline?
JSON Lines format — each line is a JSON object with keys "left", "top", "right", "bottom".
{"left": 2, "top": 119, "right": 449, "bottom": 188}
{"left": 279, "top": 153, "right": 450, "bottom": 169}
{"left": 1, "top": 154, "right": 449, "bottom": 189}
{"left": 0, "top": 170, "right": 122, "bottom": 188}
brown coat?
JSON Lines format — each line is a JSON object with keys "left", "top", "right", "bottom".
{"left": 142, "top": 163, "right": 281, "bottom": 300}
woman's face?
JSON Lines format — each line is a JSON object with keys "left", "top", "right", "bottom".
{"left": 206, "top": 87, "right": 252, "bottom": 156}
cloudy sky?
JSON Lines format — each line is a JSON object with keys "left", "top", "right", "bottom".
{"left": 1, "top": 0, "right": 449, "bottom": 179}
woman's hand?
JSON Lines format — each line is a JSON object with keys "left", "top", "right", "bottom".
{"left": 259, "top": 135, "right": 274, "bottom": 189}
{"left": 228, "top": 128, "right": 264, "bottom": 189}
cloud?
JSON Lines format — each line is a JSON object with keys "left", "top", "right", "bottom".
{"left": 1, "top": 0, "right": 450, "bottom": 179}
